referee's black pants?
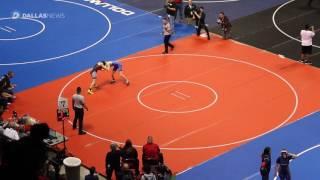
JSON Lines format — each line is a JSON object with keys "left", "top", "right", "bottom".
{"left": 164, "top": 35, "right": 174, "bottom": 53}
{"left": 197, "top": 24, "right": 210, "bottom": 40}
{"left": 73, "top": 107, "right": 84, "bottom": 133}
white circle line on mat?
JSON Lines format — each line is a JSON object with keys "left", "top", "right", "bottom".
{"left": 58, "top": 53, "right": 298, "bottom": 150}
{"left": 0, "top": 0, "right": 112, "bottom": 66}
{"left": 137, "top": 80, "right": 218, "bottom": 113}
{"left": 0, "top": 17, "right": 45, "bottom": 41}
{"left": 243, "top": 144, "right": 320, "bottom": 180}
{"left": 272, "top": 0, "right": 320, "bottom": 49}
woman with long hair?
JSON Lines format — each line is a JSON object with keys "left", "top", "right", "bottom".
{"left": 260, "top": 147, "right": 271, "bottom": 180}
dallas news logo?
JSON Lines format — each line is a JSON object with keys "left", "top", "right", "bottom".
{"left": 11, "top": 11, "right": 20, "bottom": 19}
{"left": 11, "top": 10, "right": 65, "bottom": 19}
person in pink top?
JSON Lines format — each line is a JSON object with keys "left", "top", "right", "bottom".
{"left": 162, "top": 17, "right": 175, "bottom": 54}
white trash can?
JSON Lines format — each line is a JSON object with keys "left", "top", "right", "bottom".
{"left": 63, "top": 157, "right": 81, "bottom": 180}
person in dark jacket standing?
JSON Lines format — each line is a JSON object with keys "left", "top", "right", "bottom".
{"left": 184, "top": 0, "right": 197, "bottom": 25}
{"left": 120, "top": 139, "right": 139, "bottom": 175}
{"left": 193, "top": 7, "right": 210, "bottom": 40}
{"left": 217, "top": 12, "right": 232, "bottom": 39}
{"left": 275, "top": 149, "right": 298, "bottom": 180}
{"left": 260, "top": 147, "right": 271, "bottom": 180}
{"left": 106, "top": 143, "right": 121, "bottom": 180}
{"left": 174, "top": 0, "right": 183, "bottom": 22}
{"left": 166, "top": 0, "right": 176, "bottom": 33}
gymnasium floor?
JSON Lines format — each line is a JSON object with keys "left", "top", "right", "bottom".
{"left": 1, "top": 0, "right": 320, "bottom": 179}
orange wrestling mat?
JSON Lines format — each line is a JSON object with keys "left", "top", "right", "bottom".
{"left": 6, "top": 35, "right": 320, "bottom": 175}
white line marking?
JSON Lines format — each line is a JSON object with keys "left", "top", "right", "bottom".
{"left": 107, "top": 26, "right": 159, "bottom": 44}
{"left": 0, "top": 27, "right": 11, "bottom": 33}
{"left": 112, "top": 8, "right": 163, "bottom": 25}
{"left": 296, "top": 144, "right": 320, "bottom": 156}
{"left": 272, "top": 0, "right": 320, "bottom": 49}
{"left": 243, "top": 144, "right": 320, "bottom": 180}
{"left": 137, "top": 81, "right": 218, "bottom": 114}
{"left": 175, "top": 90, "right": 191, "bottom": 98}
{"left": 178, "top": 167, "right": 193, "bottom": 175}
{"left": 58, "top": 53, "right": 299, "bottom": 151}
{"left": 84, "top": 140, "right": 101, "bottom": 148}
{"left": 161, "top": 120, "right": 222, "bottom": 147}
{"left": 0, "top": 0, "right": 111, "bottom": 66}
{"left": 178, "top": 111, "right": 318, "bottom": 176}
{"left": 5, "top": 26, "right": 16, "bottom": 31}
{"left": 0, "top": 18, "right": 45, "bottom": 40}
{"left": 170, "top": 92, "right": 187, "bottom": 101}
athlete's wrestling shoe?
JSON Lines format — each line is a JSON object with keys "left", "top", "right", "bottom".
{"left": 87, "top": 89, "right": 94, "bottom": 95}
{"left": 110, "top": 80, "right": 116, "bottom": 84}
{"left": 125, "top": 80, "right": 130, "bottom": 86}
{"left": 304, "top": 61, "right": 312, "bottom": 65}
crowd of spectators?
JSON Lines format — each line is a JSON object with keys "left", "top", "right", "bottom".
{"left": 0, "top": 123, "right": 50, "bottom": 180}
{"left": 105, "top": 136, "right": 171, "bottom": 180}
{"left": 260, "top": 147, "right": 298, "bottom": 180}
{"left": 164, "top": 0, "right": 232, "bottom": 39}
{"left": 0, "top": 71, "right": 39, "bottom": 140}
{"left": 0, "top": 70, "right": 171, "bottom": 180}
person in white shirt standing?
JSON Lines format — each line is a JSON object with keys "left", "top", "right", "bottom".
{"left": 162, "top": 17, "right": 174, "bottom": 54}
{"left": 300, "top": 24, "right": 315, "bottom": 65}
{"left": 72, "top": 87, "right": 88, "bottom": 135}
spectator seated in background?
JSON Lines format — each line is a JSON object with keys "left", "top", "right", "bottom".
{"left": 0, "top": 92, "right": 8, "bottom": 113}
{"left": 1, "top": 111, "right": 39, "bottom": 139}
{"left": 85, "top": 166, "right": 99, "bottom": 180}
{"left": 142, "top": 136, "right": 162, "bottom": 167}
{"left": 0, "top": 105, "right": 4, "bottom": 122}
{"left": 0, "top": 89, "right": 14, "bottom": 112}
{"left": 0, "top": 71, "right": 17, "bottom": 114}
{"left": 119, "top": 163, "right": 135, "bottom": 180}
{"left": 140, "top": 165, "right": 157, "bottom": 180}
{"left": 184, "top": 0, "right": 197, "bottom": 25}
{"left": 156, "top": 163, "right": 173, "bottom": 180}
{"left": 0, "top": 123, "right": 50, "bottom": 180}
{"left": 120, "top": 139, "right": 139, "bottom": 175}
{"left": 0, "top": 71, "right": 16, "bottom": 103}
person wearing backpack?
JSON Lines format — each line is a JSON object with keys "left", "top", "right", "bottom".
{"left": 157, "top": 163, "right": 172, "bottom": 180}
{"left": 120, "top": 163, "right": 135, "bottom": 180}
{"left": 141, "top": 165, "right": 157, "bottom": 180}
{"left": 260, "top": 147, "right": 271, "bottom": 180}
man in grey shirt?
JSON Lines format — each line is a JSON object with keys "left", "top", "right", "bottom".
{"left": 72, "top": 87, "right": 88, "bottom": 135}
